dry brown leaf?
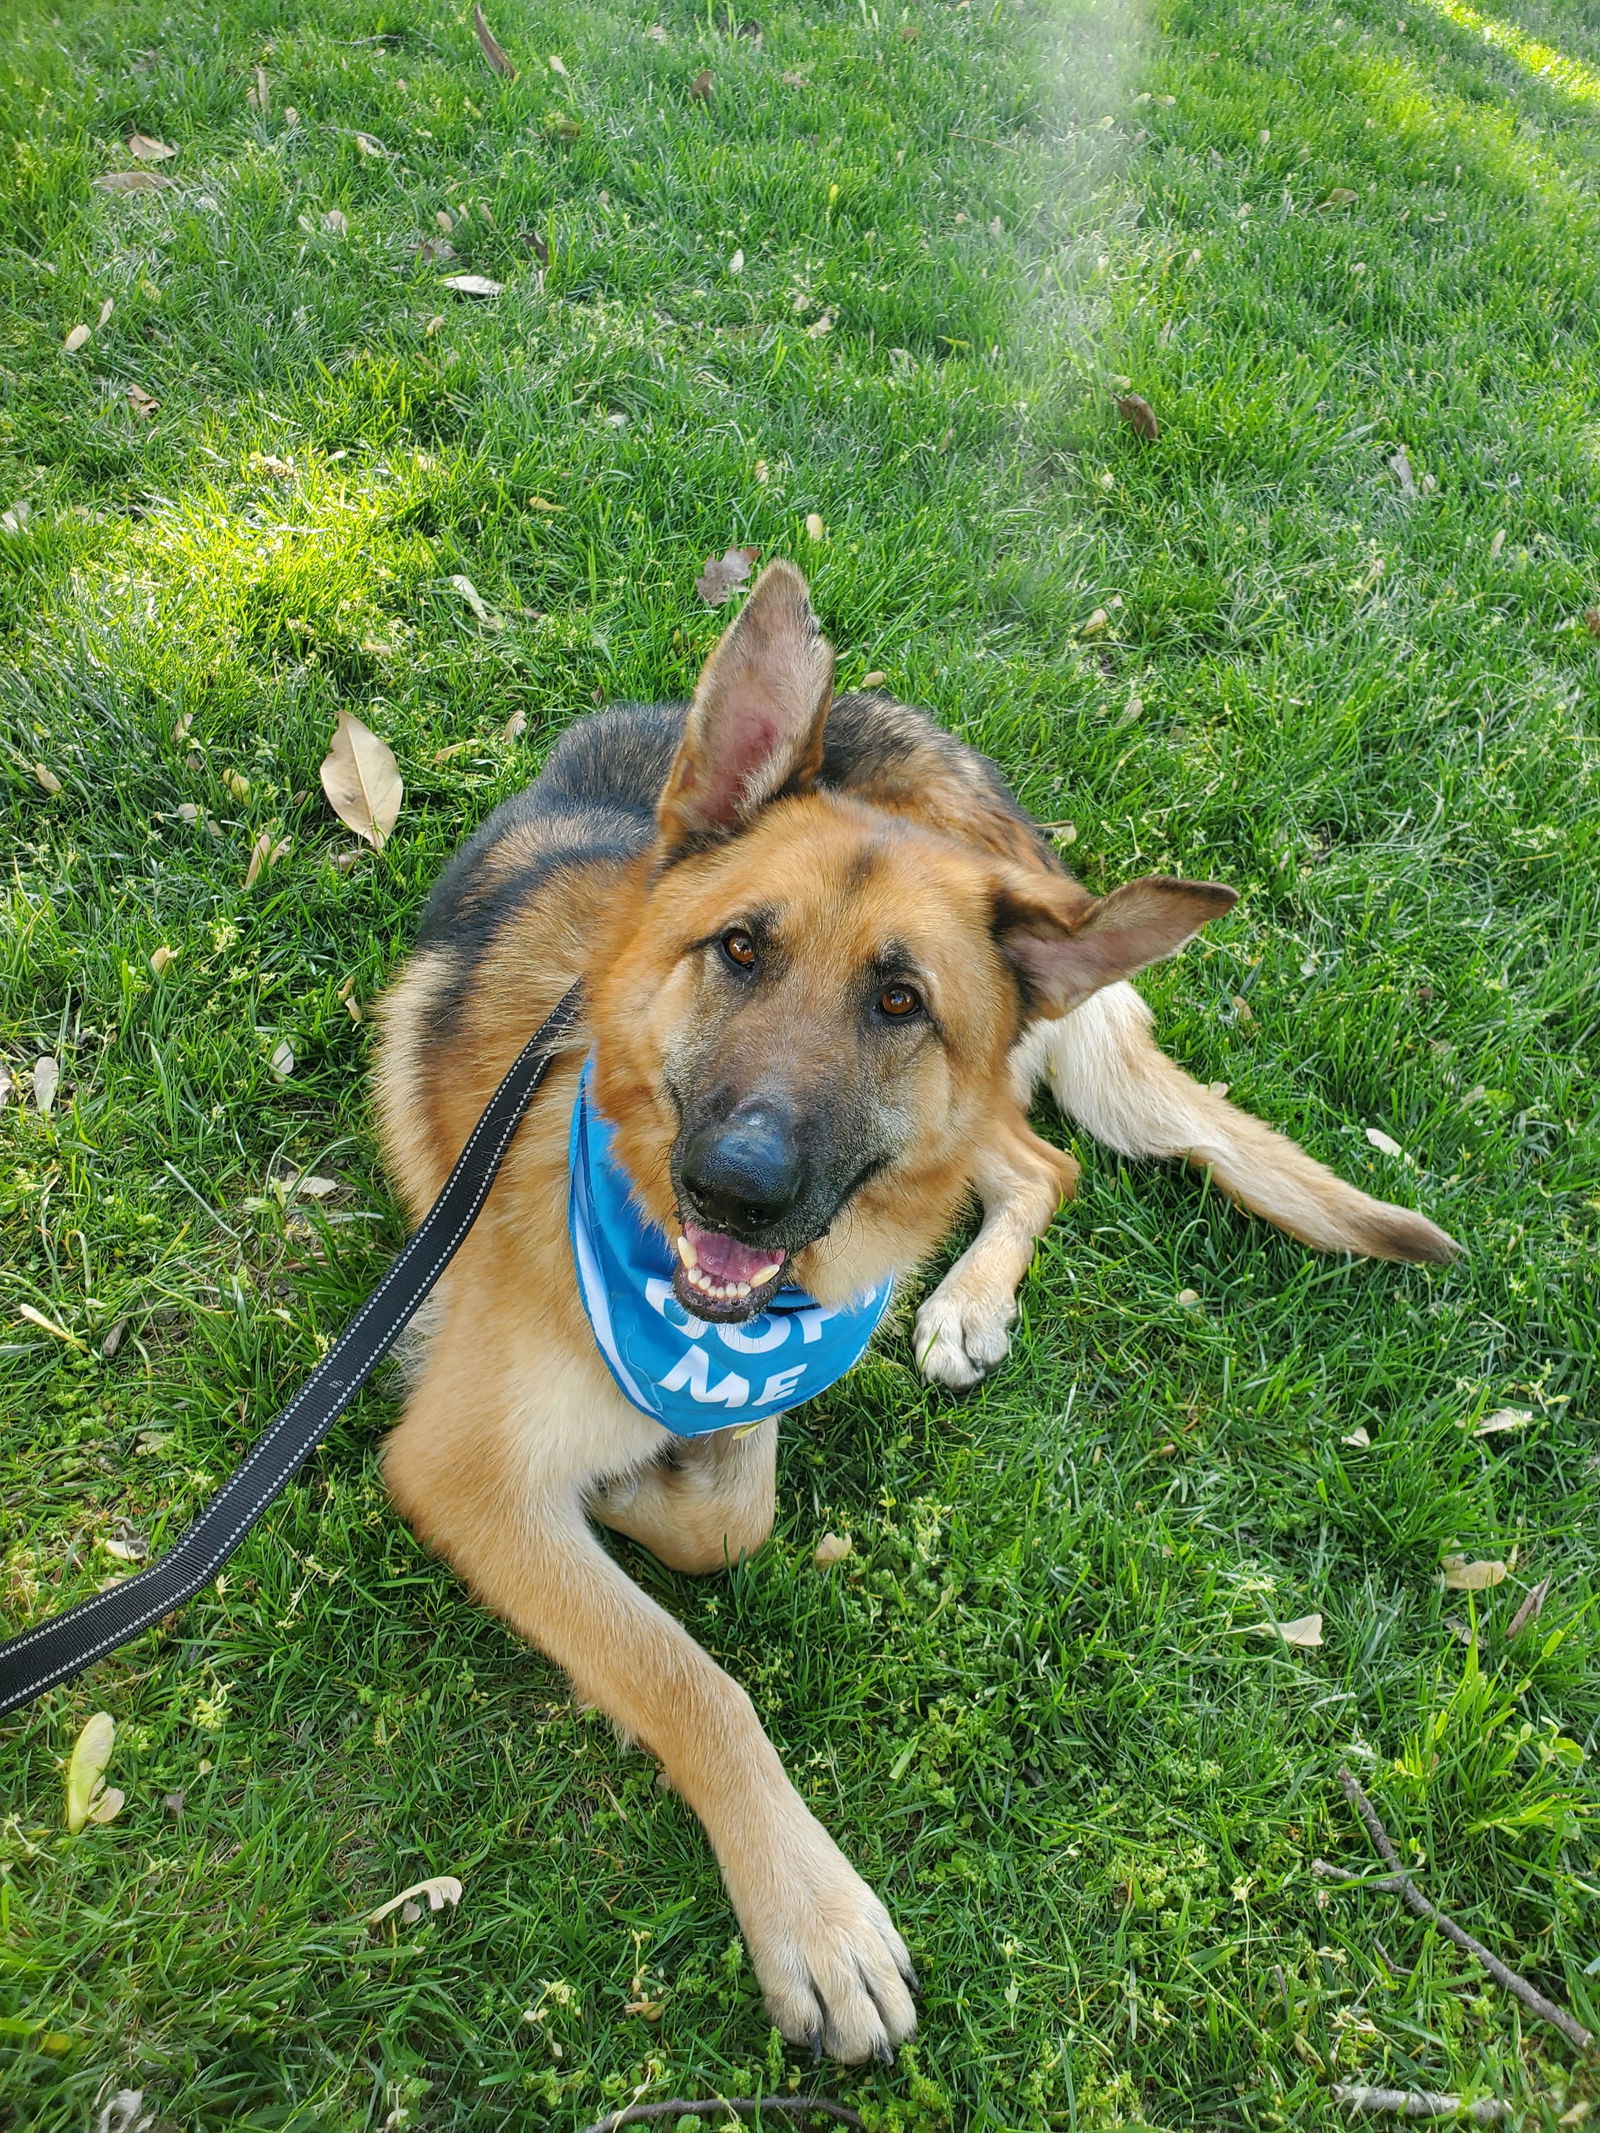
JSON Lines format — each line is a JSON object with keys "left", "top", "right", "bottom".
{"left": 1488, "top": 528, "right": 1505, "bottom": 561}
{"left": 17, "top": 1303, "right": 85, "bottom": 1348}
{"left": 94, "top": 170, "right": 172, "bottom": 193}
{"left": 1472, "top": 1407, "right": 1532, "bottom": 1437}
{"left": 782, "top": 68, "right": 810, "bottom": 86}
{"left": 247, "top": 64, "right": 269, "bottom": 112}
{"left": 1316, "top": 187, "right": 1357, "bottom": 210}
{"left": 645, "top": 23, "right": 668, "bottom": 42}
{"left": 1079, "top": 608, "right": 1109, "bottom": 636}
{"left": 128, "top": 134, "right": 176, "bottom": 161}
{"left": 320, "top": 710, "right": 402, "bottom": 851}
{"left": 548, "top": 52, "right": 569, "bottom": 77}
{"left": 689, "top": 68, "right": 714, "bottom": 101}
{"left": 1364, "top": 1126, "right": 1403, "bottom": 1157}
{"left": 1342, "top": 1426, "right": 1371, "bottom": 1448}
{"left": 66, "top": 1712, "right": 116, "bottom": 1833}
{"left": 1235, "top": 1613, "right": 1323, "bottom": 1647}
{"left": 901, "top": 22, "right": 919, "bottom": 39}
{"left": 3, "top": 503, "right": 32, "bottom": 532}
{"left": 502, "top": 710, "right": 528, "bottom": 741}
{"left": 473, "top": 4, "right": 517, "bottom": 77}
{"left": 126, "top": 383, "right": 159, "bottom": 418}
{"left": 243, "top": 832, "right": 290, "bottom": 887}
{"left": 87, "top": 1788, "right": 126, "bottom": 1825}
{"left": 268, "top": 1037, "right": 295, "bottom": 1080}
{"left": 1114, "top": 392, "right": 1159, "bottom": 441}
{"left": 441, "top": 273, "right": 504, "bottom": 296}
{"left": 170, "top": 711, "right": 193, "bottom": 744}
{"left": 327, "top": 846, "right": 365, "bottom": 873}
{"left": 804, "top": 511, "right": 825, "bottom": 541}
{"left": 353, "top": 132, "right": 387, "bottom": 157}
{"left": 63, "top": 323, "right": 91, "bottom": 352}
{"left": 101, "top": 1318, "right": 128, "bottom": 1359}
{"left": 1506, "top": 1576, "right": 1552, "bottom": 1642}
{"left": 1175, "top": 1288, "right": 1201, "bottom": 1308}
{"left": 368, "top": 1874, "right": 463, "bottom": 1927}
{"left": 814, "top": 1532, "right": 852, "bottom": 1569}
{"left": 294, "top": 1174, "right": 339, "bottom": 1198}
{"left": 860, "top": 669, "right": 886, "bottom": 688}
{"left": 32, "top": 1056, "right": 60, "bottom": 1113}
{"left": 34, "top": 762, "right": 62, "bottom": 793}
{"left": 1441, "top": 1555, "right": 1507, "bottom": 1592}
{"left": 149, "top": 945, "right": 176, "bottom": 976}
{"left": 1583, "top": 608, "right": 1600, "bottom": 640}
{"left": 0, "top": 1065, "right": 11, "bottom": 1109}
{"left": 1231, "top": 994, "right": 1255, "bottom": 1025}
{"left": 1388, "top": 446, "right": 1418, "bottom": 500}
{"left": 323, "top": 207, "right": 348, "bottom": 235}
{"left": 694, "top": 545, "right": 759, "bottom": 607}
{"left": 449, "top": 573, "right": 496, "bottom": 625}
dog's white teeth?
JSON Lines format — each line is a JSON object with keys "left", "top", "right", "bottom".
{"left": 735, "top": 1281, "right": 751, "bottom": 1297}
{"left": 676, "top": 1233, "right": 697, "bottom": 1269}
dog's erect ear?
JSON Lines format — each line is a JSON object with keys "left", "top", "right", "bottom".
{"left": 995, "top": 873, "right": 1238, "bottom": 1019}
{"left": 657, "top": 558, "right": 834, "bottom": 855}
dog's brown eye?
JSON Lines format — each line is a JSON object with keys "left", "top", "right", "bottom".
{"left": 879, "top": 984, "right": 921, "bottom": 1018}
{"left": 721, "top": 929, "right": 758, "bottom": 970}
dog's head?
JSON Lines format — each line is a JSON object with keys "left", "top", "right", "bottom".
{"left": 590, "top": 561, "right": 1235, "bottom": 1318}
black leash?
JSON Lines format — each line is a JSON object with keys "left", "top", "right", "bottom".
{"left": 0, "top": 983, "right": 583, "bottom": 1720}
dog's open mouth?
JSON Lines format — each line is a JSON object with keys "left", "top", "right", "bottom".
{"left": 672, "top": 1222, "right": 787, "bottom": 1323}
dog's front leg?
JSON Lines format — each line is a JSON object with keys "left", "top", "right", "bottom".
{"left": 386, "top": 1368, "right": 914, "bottom": 2063}
{"left": 914, "top": 1111, "right": 1079, "bottom": 1389}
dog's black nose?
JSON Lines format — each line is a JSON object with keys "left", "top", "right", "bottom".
{"left": 680, "top": 1109, "right": 805, "bottom": 1234}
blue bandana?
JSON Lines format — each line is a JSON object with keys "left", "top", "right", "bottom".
{"left": 567, "top": 1061, "right": 893, "bottom": 1437}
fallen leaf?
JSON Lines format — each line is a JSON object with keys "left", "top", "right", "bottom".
{"left": 728, "top": 247, "right": 744, "bottom": 274}
{"left": 440, "top": 273, "right": 505, "bottom": 296}
{"left": 63, "top": 323, "right": 91, "bottom": 352}
{"left": 94, "top": 170, "right": 172, "bottom": 193}
{"left": 1079, "top": 608, "right": 1109, "bottom": 636}
{"left": 1239, "top": 1614, "right": 1323, "bottom": 1647}
{"left": 268, "top": 1037, "right": 295, "bottom": 1080}
{"left": 295, "top": 1174, "right": 340, "bottom": 1199}
{"left": 625, "top": 1995, "right": 667, "bottom": 2019}
{"left": 17, "top": 1303, "right": 86, "bottom": 1349}
{"left": 689, "top": 68, "right": 714, "bottom": 101}
{"left": 34, "top": 763, "right": 62, "bottom": 793}
{"left": 548, "top": 52, "right": 569, "bottom": 77}
{"left": 368, "top": 1874, "right": 464, "bottom": 1927}
{"left": 327, "top": 846, "right": 366, "bottom": 873}
{"left": 528, "top": 496, "right": 562, "bottom": 512}
{"left": 1583, "top": 608, "right": 1600, "bottom": 640}
{"left": 100, "top": 1535, "right": 146, "bottom": 1563}
{"left": 425, "top": 313, "right": 444, "bottom": 336}
{"left": 449, "top": 573, "right": 495, "bottom": 625}
{"left": 694, "top": 545, "right": 759, "bottom": 606}
{"left": 320, "top": 710, "right": 403, "bottom": 851}
{"left": 3, "top": 503, "right": 33, "bottom": 533}
{"left": 1472, "top": 1407, "right": 1532, "bottom": 1437}
{"left": 1364, "top": 1126, "right": 1403, "bottom": 1157}
{"left": 1488, "top": 529, "right": 1505, "bottom": 560}
{"left": 1114, "top": 392, "right": 1159, "bottom": 440}
{"left": 32, "top": 1056, "right": 60, "bottom": 1113}
{"left": 473, "top": 4, "right": 517, "bottom": 77}
{"left": 1175, "top": 1288, "right": 1201, "bottom": 1308}
{"left": 860, "top": 669, "right": 886, "bottom": 688}
{"left": 805, "top": 511, "right": 825, "bottom": 541}
{"left": 1388, "top": 446, "right": 1418, "bottom": 500}
{"left": 249, "top": 451, "right": 295, "bottom": 478}
{"left": 243, "top": 832, "right": 290, "bottom": 887}
{"left": 645, "top": 24, "right": 668, "bottom": 43}
{"left": 1231, "top": 994, "right": 1255, "bottom": 1025}
{"left": 1342, "top": 1426, "right": 1371, "bottom": 1448}
{"left": 0, "top": 1066, "right": 11, "bottom": 1108}
{"left": 1505, "top": 1575, "right": 1551, "bottom": 1642}
{"left": 247, "top": 63, "right": 269, "bottom": 111}
{"left": 222, "top": 768, "right": 251, "bottom": 801}
{"left": 353, "top": 132, "right": 387, "bottom": 157}
{"left": 782, "top": 69, "right": 810, "bottom": 86}
{"left": 171, "top": 712, "right": 193, "bottom": 744}
{"left": 127, "top": 134, "right": 176, "bottom": 161}
{"left": 814, "top": 1532, "right": 852, "bottom": 1569}
{"left": 66, "top": 1712, "right": 116, "bottom": 1833}
{"left": 87, "top": 1787, "right": 126, "bottom": 1824}
{"left": 149, "top": 945, "right": 176, "bottom": 976}
{"left": 126, "top": 383, "right": 158, "bottom": 419}
{"left": 1441, "top": 1555, "right": 1507, "bottom": 1592}
{"left": 323, "top": 207, "right": 348, "bottom": 235}
{"left": 901, "top": 21, "right": 919, "bottom": 39}
{"left": 502, "top": 711, "right": 528, "bottom": 740}
{"left": 101, "top": 1319, "right": 128, "bottom": 1359}
{"left": 163, "top": 1789, "right": 185, "bottom": 1814}
{"left": 1316, "top": 187, "right": 1357, "bottom": 210}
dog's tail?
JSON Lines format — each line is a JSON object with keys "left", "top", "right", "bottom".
{"left": 1014, "top": 982, "right": 1458, "bottom": 1264}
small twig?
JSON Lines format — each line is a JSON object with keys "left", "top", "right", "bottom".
{"left": 579, "top": 2100, "right": 865, "bottom": 2133}
{"left": 1336, "top": 1769, "right": 1594, "bottom": 2053}
{"left": 1331, "top": 2084, "right": 1507, "bottom": 2122}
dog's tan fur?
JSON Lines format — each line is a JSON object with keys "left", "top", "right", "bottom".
{"left": 373, "top": 561, "right": 1456, "bottom": 2061}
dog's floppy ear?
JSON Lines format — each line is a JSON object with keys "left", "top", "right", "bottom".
{"left": 995, "top": 873, "right": 1238, "bottom": 1019}
{"left": 657, "top": 558, "right": 834, "bottom": 856}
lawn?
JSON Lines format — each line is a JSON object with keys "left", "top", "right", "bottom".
{"left": 2, "top": 0, "right": 1598, "bottom": 2123}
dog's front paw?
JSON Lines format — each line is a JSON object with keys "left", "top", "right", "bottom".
{"left": 914, "top": 1284, "right": 1015, "bottom": 1389}
{"left": 729, "top": 1818, "right": 917, "bottom": 2063}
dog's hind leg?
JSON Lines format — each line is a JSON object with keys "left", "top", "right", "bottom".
{"left": 588, "top": 1417, "right": 778, "bottom": 1574}
{"left": 1015, "top": 980, "right": 1459, "bottom": 1263}
{"left": 914, "top": 1113, "right": 1080, "bottom": 1389}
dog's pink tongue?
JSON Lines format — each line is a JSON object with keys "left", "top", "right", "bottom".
{"left": 683, "top": 1223, "right": 785, "bottom": 1286}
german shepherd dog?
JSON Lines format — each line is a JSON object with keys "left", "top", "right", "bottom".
{"left": 374, "top": 561, "right": 1455, "bottom": 2062}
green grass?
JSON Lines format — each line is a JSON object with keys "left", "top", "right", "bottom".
{"left": 2, "top": 0, "right": 1598, "bottom": 2122}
